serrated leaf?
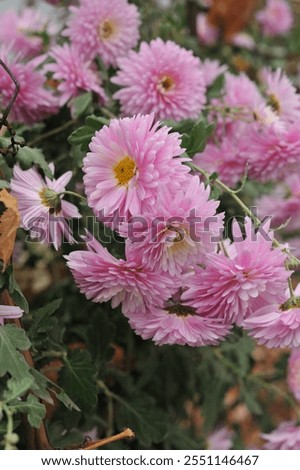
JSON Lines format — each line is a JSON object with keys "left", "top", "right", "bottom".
{"left": 0, "top": 181, "right": 9, "bottom": 189}
{"left": 29, "top": 369, "right": 54, "bottom": 405}
{"left": 0, "top": 324, "right": 31, "bottom": 381}
{"left": 85, "top": 115, "right": 109, "bottom": 130}
{"left": 60, "top": 349, "right": 97, "bottom": 409}
{"left": 207, "top": 73, "right": 225, "bottom": 100}
{"left": 183, "top": 120, "right": 215, "bottom": 157}
{"left": 3, "top": 377, "right": 34, "bottom": 402}
{"left": 12, "top": 394, "right": 46, "bottom": 428}
{"left": 68, "top": 126, "right": 94, "bottom": 151}
{"left": 116, "top": 397, "right": 169, "bottom": 447}
{"left": 16, "top": 146, "right": 52, "bottom": 178}
{"left": 72, "top": 92, "right": 92, "bottom": 118}
{"left": 28, "top": 299, "right": 62, "bottom": 343}
{"left": 56, "top": 391, "right": 80, "bottom": 412}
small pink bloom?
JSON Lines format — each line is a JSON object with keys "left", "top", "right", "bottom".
{"left": 10, "top": 164, "right": 81, "bottom": 250}
{"left": 83, "top": 114, "right": 190, "bottom": 224}
{"left": 63, "top": 0, "right": 141, "bottom": 66}
{"left": 196, "top": 14, "right": 219, "bottom": 46}
{"left": 0, "top": 50, "right": 57, "bottom": 124}
{"left": 0, "top": 306, "right": 23, "bottom": 326}
{"left": 256, "top": 0, "right": 293, "bottom": 37}
{"left": 201, "top": 59, "right": 227, "bottom": 88}
{"left": 182, "top": 218, "right": 289, "bottom": 324}
{"left": 126, "top": 290, "right": 232, "bottom": 347}
{"left": 112, "top": 39, "right": 206, "bottom": 121}
{"left": 224, "top": 73, "right": 265, "bottom": 114}
{"left": 45, "top": 44, "right": 107, "bottom": 107}
{"left": 230, "top": 33, "right": 255, "bottom": 50}
{"left": 65, "top": 235, "right": 177, "bottom": 317}
{"left": 208, "top": 427, "right": 233, "bottom": 450}
{"left": 288, "top": 349, "right": 300, "bottom": 401}
{"left": 262, "top": 421, "right": 300, "bottom": 449}
{"left": 124, "top": 176, "right": 223, "bottom": 277}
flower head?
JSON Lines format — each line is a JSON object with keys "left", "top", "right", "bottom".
{"left": 200, "top": 59, "right": 227, "bottom": 88}
{"left": 0, "top": 305, "right": 23, "bottom": 326}
{"left": 124, "top": 176, "right": 223, "bottom": 277}
{"left": 182, "top": 218, "right": 289, "bottom": 324}
{"left": 260, "top": 68, "right": 300, "bottom": 123}
{"left": 63, "top": 0, "right": 140, "bottom": 66}
{"left": 65, "top": 235, "right": 177, "bottom": 316}
{"left": 0, "top": 50, "right": 57, "bottom": 124}
{"left": 83, "top": 114, "right": 190, "bottom": 224}
{"left": 0, "top": 8, "right": 57, "bottom": 59}
{"left": 196, "top": 13, "right": 219, "bottom": 46}
{"left": 262, "top": 421, "right": 300, "bottom": 449}
{"left": 10, "top": 164, "right": 81, "bottom": 250}
{"left": 288, "top": 349, "right": 300, "bottom": 401}
{"left": 45, "top": 44, "right": 107, "bottom": 107}
{"left": 256, "top": 0, "right": 293, "bottom": 37}
{"left": 112, "top": 39, "right": 206, "bottom": 121}
{"left": 223, "top": 73, "right": 265, "bottom": 115}
{"left": 126, "top": 290, "right": 232, "bottom": 347}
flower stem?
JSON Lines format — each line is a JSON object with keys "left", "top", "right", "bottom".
{"left": 27, "top": 120, "right": 76, "bottom": 147}
{"left": 58, "top": 191, "right": 86, "bottom": 201}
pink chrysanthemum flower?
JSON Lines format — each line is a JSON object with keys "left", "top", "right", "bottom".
{"left": 0, "top": 305, "right": 23, "bottom": 326}
{"left": 10, "top": 164, "right": 81, "bottom": 251}
{"left": 247, "top": 122, "right": 300, "bottom": 182}
{"left": 83, "top": 114, "right": 190, "bottom": 224}
{"left": 223, "top": 73, "right": 265, "bottom": 115}
{"left": 260, "top": 68, "right": 300, "bottom": 123}
{"left": 63, "top": 0, "right": 140, "bottom": 66}
{"left": 124, "top": 176, "right": 223, "bottom": 277}
{"left": 243, "top": 298, "right": 300, "bottom": 348}
{"left": 288, "top": 349, "right": 300, "bottom": 401}
{"left": 0, "top": 8, "right": 57, "bottom": 59}
{"left": 208, "top": 427, "right": 233, "bottom": 450}
{"left": 256, "top": 0, "right": 293, "bottom": 37}
{"left": 193, "top": 137, "right": 248, "bottom": 188}
{"left": 196, "top": 14, "right": 219, "bottom": 46}
{"left": 230, "top": 33, "right": 255, "bottom": 50}
{"left": 0, "top": 50, "right": 57, "bottom": 124}
{"left": 65, "top": 235, "right": 177, "bottom": 317}
{"left": 182, "top": 218, "right": 289, "bottom": 324}
{"left": 201, "top": 59, "right": 227, "bottom": 87}
{"left": 262, "top": 421, "right": 300, "bottom": 449}
{"left": 45, "top": 44, "right": 107, "bottom": 107}
{"left": 112, "top": 39, "right": 206, "bottom": 121}
{"left": 126, "top": 290, "right": 232, "bottom": 347}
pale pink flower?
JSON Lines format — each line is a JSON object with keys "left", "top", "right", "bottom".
{"left": 288, "top": 349, "right": 300, "bottom": 401}
{"left": 63, "top": 0, "right": 140, "bottom": 66}
{"left": 0, "top": 50, "right": 57, "bottom": 124}
{"left": 243, "top": 302, "right": 300, "bottom": 348}
{"left": 182, "top": 218, "right": 289, "bottom": 324}
{"left": 83, "top": 114, "right": 190, "bottom": 224}
{"left": 194, "top": 137, "right": 248, "bottom": 188}
{"left": 256, "top": 0, "right": 293, "bottom": 37}
{"left": 65, "top": 235, "right": 177, "bottom": 317}
{"left": 230, "top": 33, "right": 255, "bottom": 50}
{"left": 126, "top": 290, "right": 232, "bottom": 347}
{"left": 124, "top": 176, "right": 223, "bottom": 277}
{"left": 0, "top": 8, "right": 58, "bottom": 59}
{"left": 201, "top": 59, "right": 227, "bottom": 87}
{"left": 196, "top": 14, "right": 219, "bottom": 46}
{"left": 262, "top": 421, "right": 300, "bottom": 449}
{"left": 208, "top": 427, "right": 233, "bottom": 450}
{"left": 10, "top": 164, "right": 81, "bottom": 250}
{"left": 0, "top": 306, "right": 23, "bottom": 326}
{"left": 45, "top": 44, "right": 107, "bottom": 107}
{"left": 112, "top": 39, "right": 206, "bottom": 121}
{"left": 247, "top": 122, "right": 300, "bottom": 182}
{"left": 224, "top": 73, "right": 265, "bottom": 115}
{"left": 260, "top": 68, "right": 300, "bottom": 123}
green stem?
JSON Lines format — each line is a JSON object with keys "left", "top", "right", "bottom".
{"left": 27, "top": 120, "right": 75, "bottom": 147}
{"left": 97, "top": 381, "right": 114, "bottom": 437}
{"left": 2, "top": 405, "right": 15, "bottom": 450}
{"left": 58, "top": 191, "right": 86, "bottom": 201}
{"left": 188, "top": 162, "right": 300, "bottom": 267}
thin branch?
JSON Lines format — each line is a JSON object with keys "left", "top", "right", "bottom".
{"left": 82, "top": 428, "right": 135, "bottom": 450}
{"left": 0, "top": 59, "right": 20, "bottom": 129}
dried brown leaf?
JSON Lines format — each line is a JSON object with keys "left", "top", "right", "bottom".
{"left": 0, "top": 189, "right": 20, "bottom": 270}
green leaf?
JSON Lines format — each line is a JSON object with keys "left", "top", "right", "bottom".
{"left": 207, "top": 73, "right": 225, "bottom": 100}
{"left": 3, "top": 377, "right": 34, "bottom": 402}
{"left": 68, "top": 114, "right": 109, "bottom": 151}
{"left": 56, "top": 391, "right": 80, "bottom": 412}
{"left": 241, "top": 385, "right": 263, "bottom": 415}
{"left": 29, "top": 369, "right": 54, "bottom": 405}
{"left": 16, "top": 146, "right": 52, "bottom": 178}
{"left": 0, "top": 325, "right": 31, "bottom": 381}
{"left": 11, "top": 394, "right": 46, "bottom": 428}
{"left": 182, "top": 120, "right": 215, "bottom": 157}
{"left": 59, "top": 349, "right": 97, "bottom": 410}
{"left": 28, "top": 299, "right": 62, "bottom": 344}
{"left": 116, "top": 396, "right": 169, "bottom": 447}
{"left": 85, "top": 115, "right": 109, "bottom": 130}
{"left": 72, "top": 92, "right": 92, "bottom": 118}
{"left": 0, "top": 180, "right": 9, "bottom": 189}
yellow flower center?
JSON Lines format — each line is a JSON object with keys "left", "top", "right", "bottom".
{"left": 113, "top": 156, "right": 136, "bottom": 187}
{"left": 157, "top": 75, "right": 175, "bottom": 94}
{"left": 39, "top": 187, "right": 61, "bottom": 214}
{"left": 268, "top": 93, "right": 281, "bottom": 114}
{"left": 98, "top": 19, "right": 116, "bottom": 40}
